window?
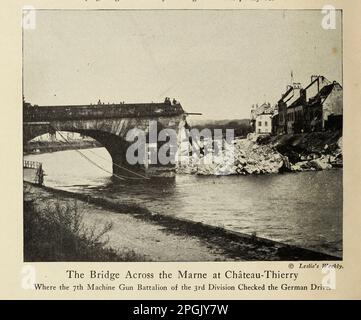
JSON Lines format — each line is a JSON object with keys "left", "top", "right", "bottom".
{"left": 265, "top": 121, "right": 268, "bottom": 126}
{"left": 258, "top": 121, "right": 262, "bottom": 126}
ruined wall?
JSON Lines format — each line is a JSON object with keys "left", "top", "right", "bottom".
{"left": 306, "top": 76, "right": 331, "bottom": 101}
{"left": 323, "top": 85, "right": 343, "bottom": 121}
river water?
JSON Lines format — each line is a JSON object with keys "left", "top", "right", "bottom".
{"left": 24, "top": 147, "right": 343, "bottom": 257}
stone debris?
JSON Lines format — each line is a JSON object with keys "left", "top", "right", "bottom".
{"left": 177, "top": 133, "right": 343, "bottom": 176}
{"left": 177, "top": 137, "right": 284, "bottom": 176}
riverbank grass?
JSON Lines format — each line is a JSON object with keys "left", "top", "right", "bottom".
{"left": 24, "top": 199, "right": 147, "bottom": 261}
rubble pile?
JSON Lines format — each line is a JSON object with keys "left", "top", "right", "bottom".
{"left": 176, "top": 134, "right": 343, "bottom": 176}
{"left": 176, "top": 137, "right": 285, "bottom": 176}
{"left": 290, "top": 136, "right": 343, "bottom": 172}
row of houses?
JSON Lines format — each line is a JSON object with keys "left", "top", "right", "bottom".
{"left": 250, "top": 75, "right": 343, "bottom": 135}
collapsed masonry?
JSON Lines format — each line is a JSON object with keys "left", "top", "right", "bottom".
{"left": 176, "top": 132, "right": 342, "bottom": 176}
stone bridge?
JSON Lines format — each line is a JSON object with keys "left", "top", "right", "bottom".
{"left": 23, "top": 101, "right": 186, "bottom": 178}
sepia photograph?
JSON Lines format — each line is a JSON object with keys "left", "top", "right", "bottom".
{"left": 23, "top": 9, "right": 343, "bottom": 262}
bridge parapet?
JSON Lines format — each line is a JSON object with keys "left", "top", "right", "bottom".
{"left": 24, "top": 102, "right": 184, "bottom": 122}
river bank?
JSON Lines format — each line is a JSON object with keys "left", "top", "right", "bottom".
{"left": 24, "top": 181, "right": 340, "bottom": 261}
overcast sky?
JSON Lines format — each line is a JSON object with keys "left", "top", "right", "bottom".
{"left": 24, "top": 10, "right": 342, "bottom": 120}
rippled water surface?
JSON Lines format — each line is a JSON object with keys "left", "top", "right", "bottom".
{"left": 24, "top": 147, "right": 343, "bottom": 257}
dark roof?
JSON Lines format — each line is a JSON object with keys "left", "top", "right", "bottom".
{"left": 319, "top": 83, "right": 336, "bottom": 98}
{"left": 278, "top": 87, "right": 293, "bottom": 103}
{"left": 308, "top": 83, "right": 338, "bottom": 106}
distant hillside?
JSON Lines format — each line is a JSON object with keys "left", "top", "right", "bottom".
{"left": 188, "top": 118, "right": 252, "bottom": 138}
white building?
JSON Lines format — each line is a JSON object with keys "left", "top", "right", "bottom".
{"left": 250, "top": 102, "right": 274, "bottom": 134}
{"left": 255, "top": 113, "right": 273, "bottom": 134}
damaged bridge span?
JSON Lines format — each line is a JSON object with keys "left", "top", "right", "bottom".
{"left": 23, "top": 101, "right": 186, "bottom": 177}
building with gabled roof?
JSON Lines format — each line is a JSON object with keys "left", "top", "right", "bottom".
{"left": 273, "top": 75, "right": 342, "bottom": 134}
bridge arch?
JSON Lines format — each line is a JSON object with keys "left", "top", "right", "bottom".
{"left": 24, "top": 120, "right": 182, "bottom": 178}
{"left": 23, "top": 102, "right": 186, "bottom": 177}
{"left": 24, "top": 126, "right": 146, "bottom": 178}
